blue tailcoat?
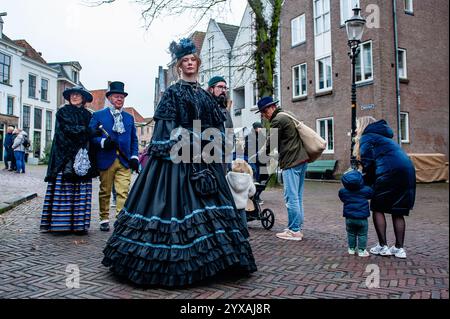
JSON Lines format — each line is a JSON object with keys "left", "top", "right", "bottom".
{"left": 89, "top": 108, "right": 138, "bottom": 170}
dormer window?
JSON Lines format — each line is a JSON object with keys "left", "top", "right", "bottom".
{"left": 72, "top": 70, "right": 78, "bottom": 84}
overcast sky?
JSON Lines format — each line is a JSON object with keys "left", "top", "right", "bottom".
{"left": 2, "top": 0, "right": 247, "bottom": 118}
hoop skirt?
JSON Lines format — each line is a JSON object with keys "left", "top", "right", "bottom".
{"left": 102, "top": 81, "right": 257, "bottom": 287}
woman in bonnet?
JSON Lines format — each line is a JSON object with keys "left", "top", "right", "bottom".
{"left": 102, "top": 38, "right": 257, "bottom": 287}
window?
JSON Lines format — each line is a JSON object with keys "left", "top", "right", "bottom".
{"left": 72, "top": 70, "right": 79, "bottom": 84}
{"left": 314, "top": 0, "right": 330, "bottom": 36}
{"left": 400, "top": 112, "right": 410, "bottom": 143}
{"left": 34, "top": 131, "right": 41, "bottom": 158}
{"left": 316, "top": 56, "right": 332, "bottom": 91}
{"left": 340, "top": 0, "right": 360, "bottom": 25}
{"left": 405, "top": 0, "right": 413, "bottom": 13}
{"left": 252, "top": 82, "right": 258, "bottom": 106}
{"left": 0, "top": 52, "right": 11, "bottom": 85}
{"left": 356, "top": 41, "right": 373, "bottom": 83}
{"left": 291, "top": 14, "right": 306, "bottom": 46}
{"left": 22, "top": 105, "right": 31, "bottom": 136}
{"left": 273, "top": 74, "right": 280, "bottom": 101}
{"left": 41, "top": 79, "right": 49, "bottom": 101}
{"left": 317, "top": 117, "right": 334, "bottom": 153}
{"left": 45, "top": 110, "right": 52, "bottom": 147}
{"left": 7, "top": 96, "right": 14, "bottom": 115}
{"left": 208, "top": 36, "right": 214, "bottom": 77}
{"left": 34, "top": 108, "right": 42, "bottom": 130}
{"left": 28, "top": 74, "right": 37, "bottom": 98}
{"left": 398, "top": 49, "right": 408, "bottom": 79}
{"left": 292, "top": 63, "right": 307, "bottom": 98}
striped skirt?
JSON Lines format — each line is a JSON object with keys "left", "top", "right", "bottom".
{"left": 40, "top": 173, "right": 92, "bottom": 232}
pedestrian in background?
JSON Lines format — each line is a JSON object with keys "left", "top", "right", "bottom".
{"left": 40, "top": 86, "right": 98, "bottom": 233}
{"left": 3, "top": 126, "right": 15, "bottom": 170}
{"left": 338, "top": 169, "right": 373, "bottom": 257}
{"left": 12, "top": 128, "right": 28, "bottom": 174}
{"left": 258, "top": 96, "right": 308, "bottom": 241}
{"left": 354, "top": 116, "right": 416, "bottom": 259}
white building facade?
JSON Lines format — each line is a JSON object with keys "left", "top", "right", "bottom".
{"left": 20, "top": 55, "right": 58, "bottom": 162}
{"left": 1, "top": 16, "right": 59, "bottom": 163}
{"left": 229, "top": 2, "right": 281, "bottom": 131}
{"left": 199, "top": 19, "right": 238, "bottom": 89}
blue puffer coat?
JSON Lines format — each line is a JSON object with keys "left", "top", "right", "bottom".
{"left": 359, "top": 120, "right": 416, "bottom": 215}
{"left": 339, "top": 170, "right": 373, "bottom": 219}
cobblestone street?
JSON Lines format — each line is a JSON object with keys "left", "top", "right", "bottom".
{"left": 0, "top": 165, "right": 448, "bottom": 299}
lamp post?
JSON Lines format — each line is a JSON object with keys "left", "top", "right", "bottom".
{"left": 345, "top": 7, "right": 366, "bottom": 169}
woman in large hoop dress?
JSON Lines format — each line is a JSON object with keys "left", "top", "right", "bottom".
{"left": 102, "top": 39, "right": 257, "bottom": 287}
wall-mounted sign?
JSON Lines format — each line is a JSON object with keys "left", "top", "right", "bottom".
{"left": 361, "top": 104, "right": 375, "bottom": 110}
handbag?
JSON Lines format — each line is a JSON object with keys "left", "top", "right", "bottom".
{"left": 73, "top": 148, "right": 91, "bottom": 176}
{"left": 190, "top": 163, "right": 218, "bottom": 197}
{"left": 280, "top": 112, "right": 327, "bottom": 163}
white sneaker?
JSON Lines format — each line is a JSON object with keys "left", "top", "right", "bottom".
{"left": 358, "top": 249, "right": 370, "bottom": 257}
{"left": 369, "top": 244, "right": 384, "bottom": 255}
{"left": 276, "top": 229, "right": 303, "bottom": 241}
{"left": 379, "top": 245, "right": 392, "bottom": 256}
{"left": 390, "top": 246, "right": 407, "bottom": 259}
{"left": 348, "top": 248, "right": 356, "bottom": 255}
{"left": 370, "top": 244, "right": 391, "bottom": 256}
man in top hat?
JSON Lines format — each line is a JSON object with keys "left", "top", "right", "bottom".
{"left": 256, "top": 96, "right": 309, "bottom": 241}
{"left": 89, "top": 81, "right": 139, "bottom": 231}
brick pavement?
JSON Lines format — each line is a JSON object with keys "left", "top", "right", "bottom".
{"left": 0, "top": 165, "right": 448, "bottom": 299}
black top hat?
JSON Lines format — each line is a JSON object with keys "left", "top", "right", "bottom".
{"left": 255, "top": 96, "right": 279, "bottom": 113}
{"left": 106, "top": 81, "right": 128, "bottom": 98}
{"left": 63, "top": 86, "right": 93, "bottom": 103}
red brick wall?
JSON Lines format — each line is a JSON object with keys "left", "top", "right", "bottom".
{"left": 280, "top": 0, "right": 449, "bottom": 175}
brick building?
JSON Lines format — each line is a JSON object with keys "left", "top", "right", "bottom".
{"left": 280, "top": 0, "right": 449, "bottom": 174}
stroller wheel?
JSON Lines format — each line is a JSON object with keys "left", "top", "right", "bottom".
{"left": 261, "top": 208, "right": 275, "bottom": 230}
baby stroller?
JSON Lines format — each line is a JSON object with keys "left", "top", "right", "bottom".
{"left": 245, "top": 179, "right": 275, "bottom": 230}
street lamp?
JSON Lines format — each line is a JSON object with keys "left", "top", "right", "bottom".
{"left": 345, "top": 7, "right": 366, "bottom": 169}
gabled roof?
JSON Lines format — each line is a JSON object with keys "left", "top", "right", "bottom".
{"left": 124, "top": 107, "right": 146, "bottom": 123}
{"left": 13, "top": 39, "right": 47, "bottom": 64}
{"left": 216, "top": 22, "right": 239, "bottom": 47}
{"left": 190, "top": 31, "right": 206, "bottom": 54}
{"left": 48, "top": 64, "right": 74, "bottom": 83}
{"left": 48, "top": 61, "right": 82, "bottom": 70}
{"left": 0, "top": 33, "right": 24, "bottom": 50}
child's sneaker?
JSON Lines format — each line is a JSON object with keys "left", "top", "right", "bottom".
{"left": 358, "top": 249, "right": 370, "bottom": 257}
{"left": 348, "top": 248, "right": 356, "bottom": 255}
{"left": 390, "top": 246, "right": 407, "bottom": 259}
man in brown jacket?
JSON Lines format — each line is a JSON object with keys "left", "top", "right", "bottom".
{"left": 256, "top": 96, "right": 309, "bottom": 241}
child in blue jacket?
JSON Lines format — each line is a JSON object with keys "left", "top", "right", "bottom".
{"left": 338, "top": 169, "right": 373, "bottom": 257}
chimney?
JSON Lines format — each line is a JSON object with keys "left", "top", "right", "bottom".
{"left": 0, "top": 12, "right": 7, "bottom": 40}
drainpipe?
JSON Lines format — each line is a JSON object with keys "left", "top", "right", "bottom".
{"left": 392, "top": 0, "right": 402, "bottom": 146}
{"left": 228, "top": 50, "right": 232, "bottom": 95}
{"left": 19, "top": 79, "right": 24, "bottom": 129}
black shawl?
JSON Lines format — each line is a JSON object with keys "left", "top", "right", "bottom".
{"left": 45, "top": 104, "right": 98, "bottom": 182}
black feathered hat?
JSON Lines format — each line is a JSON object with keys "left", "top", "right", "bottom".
{"left": 169, "top": 38, "right": 197, "bottom": 61}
